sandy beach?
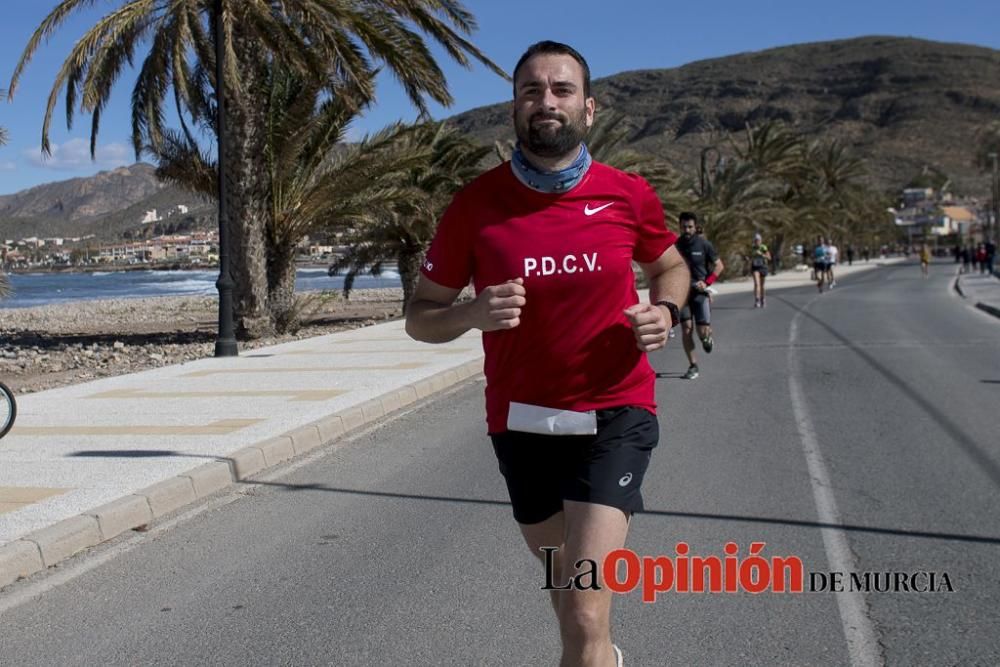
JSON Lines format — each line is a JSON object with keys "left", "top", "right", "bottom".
{"left": 0, "top": 288, "right": 405, "bottom": 394}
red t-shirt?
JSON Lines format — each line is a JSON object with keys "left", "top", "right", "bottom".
{"left": 421, "top": 160, "right": 676, "bottom": 433}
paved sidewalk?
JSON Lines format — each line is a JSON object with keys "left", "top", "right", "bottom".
{"left": 955, "top": 269, "right": 1000, "bottom": 319}
{"left": 0, "top": 322, "right": 484, "bottom": 589}
{"left": 0, "top": 256, "right": 914, "bottom": 590}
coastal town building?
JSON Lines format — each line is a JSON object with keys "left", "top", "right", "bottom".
{"left": 141, "top": 204, "right": 191, "bottom": 224}
{"left": 891, "top": 187, "right": 987, "bottom": 246}
{"left": 3, "top": 230, "right": 220, "bottom": 270}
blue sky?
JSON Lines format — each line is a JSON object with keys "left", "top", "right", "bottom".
{"left": 1, "top": 0, "right": 998, "bottom": 195}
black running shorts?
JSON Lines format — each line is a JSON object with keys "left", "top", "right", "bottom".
{"left": 490, "top": 406, "right": 659, "bottom": 524}
{"left": 680, "top": 292, "right": 711, "bottom": 326}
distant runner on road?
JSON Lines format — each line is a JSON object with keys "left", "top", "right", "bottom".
{"left": 405, "top": 40, "right": 691, "bottom": 667}
{"left": 749, "top": 232, "right": 771, "bottom": 308}
{"left": 676, "top": 212, "right": 724, "bottom": 380}
{"left": 813, "top": 236, "right": 829, "bottom": 293}
{"left": 826, "top": 239, "right": 839, "bottom": 288}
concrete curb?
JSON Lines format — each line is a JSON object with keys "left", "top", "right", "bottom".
{"left": 975, "top": 302, "right": 1000, "bottom": 319}
{"left": 0, "top": 359, "right": 484, "bottom": 590}
{"left": 956, "top": 271, "right": 1000, "bottom": 319}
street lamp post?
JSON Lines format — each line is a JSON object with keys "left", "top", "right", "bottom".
{"left": 213, "top": 0, "right": 238, "bottom": 357}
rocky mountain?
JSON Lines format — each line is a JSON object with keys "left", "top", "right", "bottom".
{"left": 0, "top": 164, "right": 213, "bottom": 242}
{"left": 0, "top": 163, "right": 163, "bottom": 222}
{"left": 448, "top": 36, "right": 1000, "bottom": 195}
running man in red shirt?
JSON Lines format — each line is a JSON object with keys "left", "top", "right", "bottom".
{"left": 406, "top": 41, "right": 690, "bottom": 667}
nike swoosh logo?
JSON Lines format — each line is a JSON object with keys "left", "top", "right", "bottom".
{"left": 584, "top": 202, "right": 613, "bottom": 216}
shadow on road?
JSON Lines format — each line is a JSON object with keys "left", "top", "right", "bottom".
{"left": 65, "top": 446, "right": 1000, "bottom": 546}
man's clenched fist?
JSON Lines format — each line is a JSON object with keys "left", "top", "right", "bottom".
{"left": 623, "top": 303, "right": 670, "bottom": 352}
{"left": 472, "top": 278, "right": 527, "bottom": 331}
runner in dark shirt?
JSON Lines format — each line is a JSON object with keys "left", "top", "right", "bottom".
{"left": 676, "top": 212, "right": 725, "bottom": 379}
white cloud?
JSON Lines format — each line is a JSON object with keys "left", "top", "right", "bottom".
{"left": 22, "top": 138, "right": 131, "bottom": 171}
{"left": 0, "top": 161, "right": 15, "bottom": 171}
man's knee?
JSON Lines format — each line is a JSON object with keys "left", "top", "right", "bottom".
{"left": 558, "top": 595, "right": 610, "bottom": 642}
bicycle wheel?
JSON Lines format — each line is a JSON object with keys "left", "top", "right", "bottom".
{"left": 0, "top": 382, "right": 16, "bottom": 439}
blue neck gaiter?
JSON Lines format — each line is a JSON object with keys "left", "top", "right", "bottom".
{"left": 511, "top": 143, "right": 592, "bottom": 194}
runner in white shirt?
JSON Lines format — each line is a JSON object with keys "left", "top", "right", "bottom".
{"left": 826, "top": 241, "right": 839, "bottom": 288}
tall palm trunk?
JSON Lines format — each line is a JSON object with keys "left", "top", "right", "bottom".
{"left": 224, "top": 35, "right": 273, "bottom": 339}
{"left": 771, "top": 232, "right": 785, "bottom": 272}
{"left": 397, "top": 246, "right": 424, "bottom": 315}
{"left": 267, "top": 237, "right": 299, "bottom": 332}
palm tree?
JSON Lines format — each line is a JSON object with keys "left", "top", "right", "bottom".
{"left": 330, "top": 121, "right": 492, "bottom": 309}
{"left": 710, "top": 123, "right": 877, "bottom": 271}
{"left": 695, "top": 157, "right": 782, "bottom": 268}
{"left": 775, "top": 137, "right": 881, "bottom": 262}
{"left": 731, "top": 121, "right": 803, "bottom": 182}
{"left": 721, "top": 122, "right": 807, "bottom": 267}
{"left": 806, "top": 139, "right": 867, "bottom": 195}
{"left": 153, "top": 64, "right": 429, "bottom": 332}
{"left": 9, "top": 0, "right": 505, "bottom": 338}
{"left": 260, "top": 83, "right": 426, "bottom": 330}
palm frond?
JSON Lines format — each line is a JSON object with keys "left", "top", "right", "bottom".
{"left": 0, "top": 89, "right": 8, "bottom": 146}
{"left": 326, "top": 119, "right": 490, "bottom": 298}
{"left": 149, "top": 128, "right": 217, "bottom": 198}
{"left": 15, "top": 0, "right": 504, "bottom": 160}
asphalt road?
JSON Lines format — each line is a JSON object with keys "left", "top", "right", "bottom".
{"left": 1, "top": 260, "right": 998, "bottom": 666}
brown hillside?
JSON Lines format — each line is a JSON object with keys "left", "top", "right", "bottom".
{"left": 0, "top": 163, "right": 164, "bottom": 223}
{"left": 447, "top": 36, "right": 1000, "bottom": 195}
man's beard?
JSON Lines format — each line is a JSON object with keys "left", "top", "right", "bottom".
{"left": 516, "top": 107, "right": 588, "bottom": 159}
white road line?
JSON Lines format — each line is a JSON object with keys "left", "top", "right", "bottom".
{"left": 787, "top": 308, "right": 883, "bottom": 667}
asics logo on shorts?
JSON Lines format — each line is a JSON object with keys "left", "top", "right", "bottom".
{"left": 618, "top": 472, "right": 633, "bottom": 487}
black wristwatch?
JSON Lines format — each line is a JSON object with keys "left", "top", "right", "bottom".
{"left": 655, "top": 300, "right": 680, "bottom": 328}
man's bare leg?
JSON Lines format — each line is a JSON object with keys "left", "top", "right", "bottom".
{"left": 682, "top": 320, "right": 696, "bottom": 367}
{"left": 556, "top": 501, "right": 630, "bottom": 667}
{"left": 521, "top": 512, "right": 567, "bottom": 615}
{"left": 519, "top": 503, "right": 629, "bottom": 666}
